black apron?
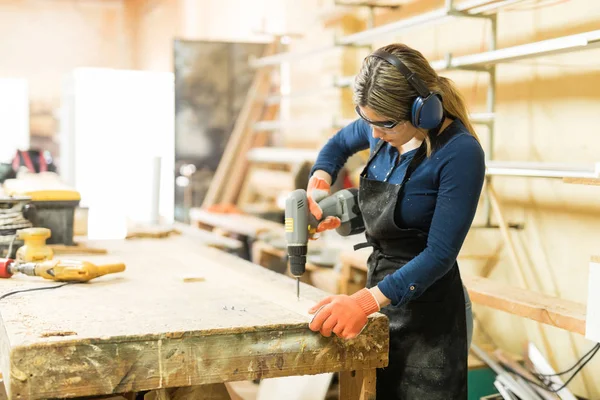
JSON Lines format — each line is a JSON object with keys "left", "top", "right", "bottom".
{"left": 356, "top": 133, "right": 468, "bottom": 399}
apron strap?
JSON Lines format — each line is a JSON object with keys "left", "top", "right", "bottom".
{"left": 359, "top": 140, "right": 387, "bottom": 178}
{"left": 354, "top": 242, "right": 374, "bottom": 251}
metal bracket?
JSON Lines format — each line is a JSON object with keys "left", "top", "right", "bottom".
{"left": 332, "top": 36, "right": 373, "bottom": 48}
{"left": 334, "top": 1, "right": 401, "bottom": 9}
{"left": 454, "top": 65, "right": 495, "bottom": 72}
{"left": 444, "top": 0, "right": 494, "bottom": 20}
{"left": 447, "top": 9, "right": 495, "bottom": 20}
{"left": 471, "top": 223, "right": 525, "bottom": 230}
{"left": 438, "top": 52, "right": 492, "bottom": 72}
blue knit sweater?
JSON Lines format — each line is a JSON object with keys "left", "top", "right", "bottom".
{"left": 311, "top": 118, "right": 485, "bottom": 307}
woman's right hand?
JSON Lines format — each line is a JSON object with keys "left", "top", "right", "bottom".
{"left": 307, "top": 175, "right": 341, "bottom": 234}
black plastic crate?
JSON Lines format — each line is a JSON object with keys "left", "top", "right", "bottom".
{"left": 30, "top": 200, "right": 80, "bottom": 245}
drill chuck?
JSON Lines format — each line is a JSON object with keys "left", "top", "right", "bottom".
{"left": 14, "top": 263, "right": 37, "bottom": 277}
{"left": 287, "top": 245, "right": 307, "bottom": 277}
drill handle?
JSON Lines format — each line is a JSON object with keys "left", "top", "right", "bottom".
{"left": 95, "top": 263, "right": 126, "bottom": 277}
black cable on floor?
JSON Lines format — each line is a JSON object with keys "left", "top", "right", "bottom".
{"left": 0, "top": 282, "right": 77, "bottom": 301}
{"left": 501, "top": 343, "right": 600, "bottom": 393}
{"left": 537, "top": 343, "right": 600, "bottom": 377}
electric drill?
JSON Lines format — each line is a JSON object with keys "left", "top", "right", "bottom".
{"left": 0, "top": 258, "right": 126, "bottom": 282}
{"left": 285, "top": 188, "right": 364, "bottom": 299}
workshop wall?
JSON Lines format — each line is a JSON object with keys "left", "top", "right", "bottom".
{"left": 0, "top": 0, "right": 284, "bottom": 159}
{"left": 131, "top": 0, "right": 286, "bottom": 72}
{"left": 0, "top": 0, "right": 133, "bottom": 153}
{"left": 3, "top": 0, "right": 598, "bottom": 395}
{"left": 283, "top": 0, "right": 600, "bottom": 397}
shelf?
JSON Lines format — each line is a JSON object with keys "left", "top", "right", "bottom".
{"left": 265, "top": 85, "right": 337, "bottom": 104}
{"left": 463, "top": 275, "right": 586, "bottom": 335}
{"left": 253, "top": 112, "right": 494, "bottom": 132}
{"left": 486, "top": 161, "right": 600, "bottom": 179}
{"left": 249, "top": 44, "right": 340, "bottom": 68}
{"left": 247, "top": 149, "right": 600, "bottom": 180}
{"left": 328, "top": 112, "right": 495, "bottom": 126}
{"left": 432, "top": 29, "right": 600, "bottom": 70}
{"left": 250, "top": 0, "right": 526, "bottom": 68}
{"left": 253, "top": 119, "right": 344, "bottom": 132}
{"left": 333, "top": 29, "right": 600, "bottom": 87}
{"left": 246, "top": 147, "right": 319, "bottom": 164}
{"left": 335, "top": 0, "right": 521, "bottom": 46}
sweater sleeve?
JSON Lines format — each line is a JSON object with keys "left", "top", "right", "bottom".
{"left": 377, "top": 136, "right": 485, "bottom": 306}
{"left": 310, "top": 118, "right": 371, "bottom": 183}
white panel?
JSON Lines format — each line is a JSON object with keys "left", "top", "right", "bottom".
{"left": 61, "top": 68, "right": 174, "bottom": 240}
{"left": 0, "top": 78, "right": 29, "bottom": 163}
{"left": 586, "top": 261, "right": 600, "bottom": 343}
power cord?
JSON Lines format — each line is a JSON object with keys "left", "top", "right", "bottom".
{"left": 537, "top": 343, "right": 600, "bottom": 378}
{"left": 0, "top": 282, "right": 77, "bottom": 301}
{"left": 500, "top": 343, "right": 600, "bottom": 393}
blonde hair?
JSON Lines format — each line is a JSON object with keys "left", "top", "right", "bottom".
{"left": 353, "top": 43, "right": 479, "bottom": 155}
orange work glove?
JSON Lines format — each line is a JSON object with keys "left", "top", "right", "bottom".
{"left": 308, "top": 288, "right": 380, "bottom": 340}
{"left": 307, "top": 176, "right": 341, "bottom": 233}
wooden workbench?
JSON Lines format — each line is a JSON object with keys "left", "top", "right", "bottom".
{"left": 0, "top": 236, "right": 388, "bottom": 400}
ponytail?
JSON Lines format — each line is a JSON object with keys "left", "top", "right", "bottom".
{"left": 437, "top": 76, "right": 479, "bottom": 142}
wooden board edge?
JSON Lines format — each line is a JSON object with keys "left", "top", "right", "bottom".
{"left": 8, "top": 321, "right": 388, "bottom": 400}
{"left": 563, "top": 177, "right": 600, "bottom": 186}
{"left": 464, "top": 275, "right": 587, "bottom": 335}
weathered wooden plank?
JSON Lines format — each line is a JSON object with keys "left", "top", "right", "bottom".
{"left": 5, "top": 320, "right": 387, "bottom": 399}
{"left": 0, "top": 237, "right": 388, "bottom": 400}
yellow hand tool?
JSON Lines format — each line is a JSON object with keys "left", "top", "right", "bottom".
{"left": 0, "top": 258, "right": 125, "bottom": 282}
{"left": 15, "top": 227, "right": 54, "bottom": 262}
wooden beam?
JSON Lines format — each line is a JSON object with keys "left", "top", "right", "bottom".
{"left": 463, "top": 275, "right": 587, "bottom": 335}
{"left": 339, "top": 369, "right": 377, "bottom": 400}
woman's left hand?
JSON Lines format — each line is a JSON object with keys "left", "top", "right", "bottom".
{"left": 308, "top": 289, "right": 380, "bottom": 340}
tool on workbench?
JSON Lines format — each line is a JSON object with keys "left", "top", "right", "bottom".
{"left": 0, "top": 196, "right": 34, "bottom": 258}
{"left": 0, "top": 258, "right": 125, "bottom": 282}
{"left": 15, "top": 227, "right": 53, "bottom": 262}
{"left": 3, "top": 171, "right": 81, "bottom": 245}
{"left": 285, "top": 188, "right": 364, "bottom": 299}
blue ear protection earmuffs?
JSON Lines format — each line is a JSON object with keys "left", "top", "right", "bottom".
{"left": 370, "top": 49, "right": 444, "bottom": 130}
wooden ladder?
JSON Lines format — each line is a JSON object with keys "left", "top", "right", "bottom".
{"left": 202, "top": 42, "right": 280, "bottom": 211}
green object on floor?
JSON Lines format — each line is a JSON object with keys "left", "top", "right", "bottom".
{"left": 468, "top": 366, "right": 498, "bottom": 400}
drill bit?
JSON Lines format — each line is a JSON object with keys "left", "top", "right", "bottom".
{"left": 296, "top": 277, "right": 300, "bottom": 300}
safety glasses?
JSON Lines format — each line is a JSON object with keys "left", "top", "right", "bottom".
{"left": 355, "top": 105, "right": 404, "bottom": 129}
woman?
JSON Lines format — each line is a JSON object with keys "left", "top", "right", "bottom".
{"left": 307, "top": 43, "right": 485, "bottom": 399}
